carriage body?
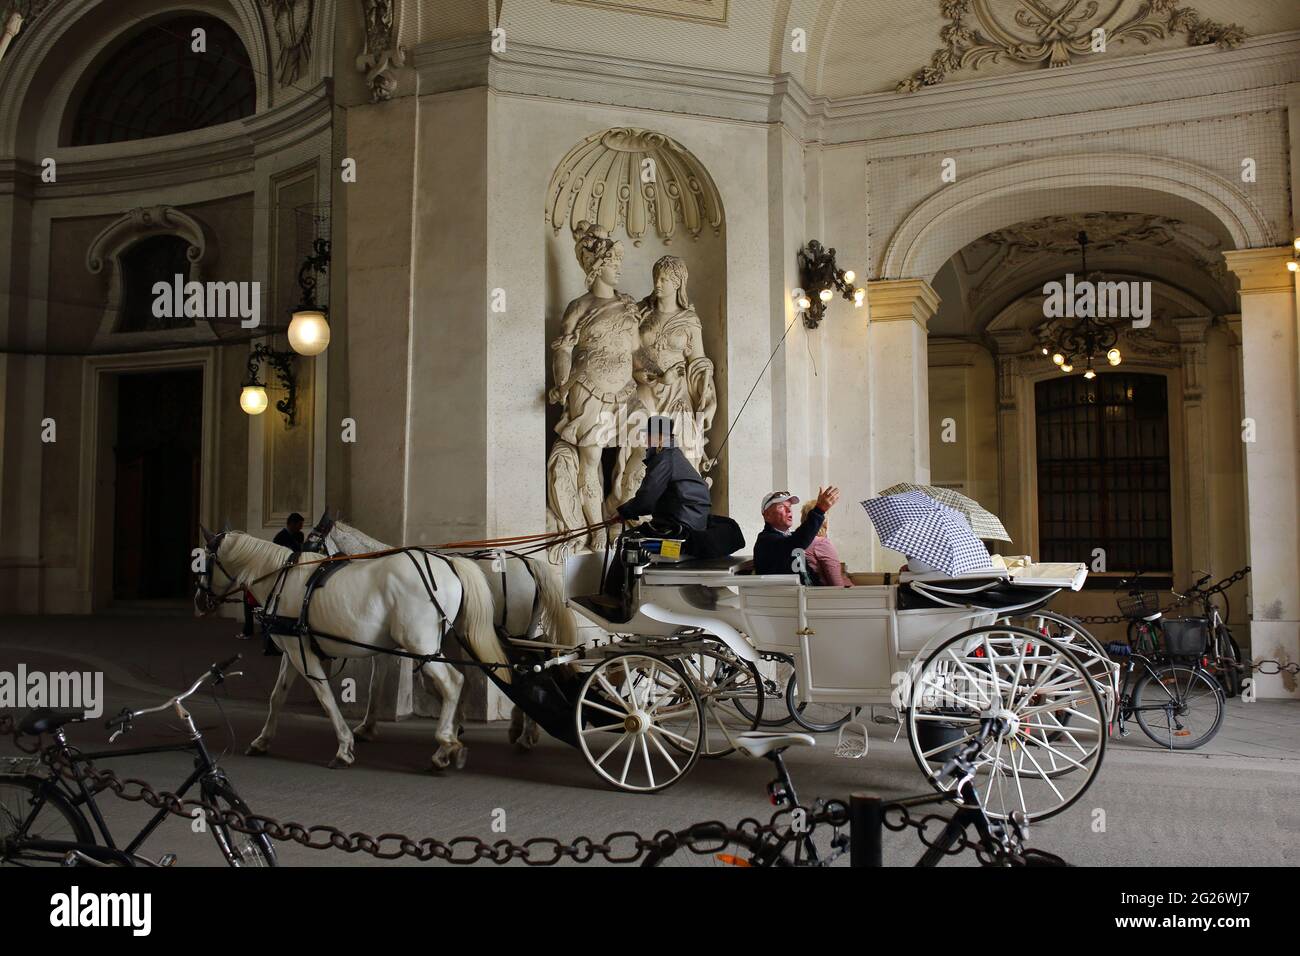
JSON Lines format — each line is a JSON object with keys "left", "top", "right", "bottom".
{"left": 555, "top": 550, "right": 1112, "bottom": 816}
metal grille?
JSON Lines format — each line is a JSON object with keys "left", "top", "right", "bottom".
{"left": 1035, "top": 373, "right": 1171, "bottom": 572}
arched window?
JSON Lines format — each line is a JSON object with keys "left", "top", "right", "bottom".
{"left": 67, "top": 16, "right": 255, "bottom": 147}
{"left": 118, "top": 235, "right": 196, "bottom": 332}
{"left": 1035, "top": 373, "right": 1172, "bottom": 575}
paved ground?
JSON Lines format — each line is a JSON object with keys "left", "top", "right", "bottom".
{"left": 2, "top": 614, "right": 1297, "bottom": 867}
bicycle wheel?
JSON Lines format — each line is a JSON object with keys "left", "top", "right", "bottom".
{"left": 1210, "top": 624, "right": 1243, "bottom": 698}
{"left": 785, "top": 672, "right": 852, "bottom": 733}
{"left": 0, "top": 775, "right": 94, "bottom": 867}
{"left": 201, "top": 776, "right": 277, "bottom": 867}
{"left": 734, "top": 657, "right": 797, "bottom": 728}
{"left": 672, "top": 646, "right": 764, "bottom": 758}
{"left": 641, "top": 825, "right": 792, "bottom": 867}
{"left": 1131, "top": 664, "right": 1224, "bottom": 750}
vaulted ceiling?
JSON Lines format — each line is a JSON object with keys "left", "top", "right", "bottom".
{"left": 414, "top": 0, "right": 1300, "bottom": 99}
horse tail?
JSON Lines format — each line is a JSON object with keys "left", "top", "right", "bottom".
{"left": 445, "top": 554, "right": 511, "bottom": 684}
{"left": 525, "top": 556, "right": 577, "bottom": 647}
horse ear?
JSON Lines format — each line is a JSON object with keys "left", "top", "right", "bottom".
{"left": 199, "top": 524, "right": 217, "bottom": 547}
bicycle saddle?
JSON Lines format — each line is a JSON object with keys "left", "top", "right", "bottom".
{"left": 736, "top": 732, "right": 816, "bottom": 758}
{"left": 18, "top": 707, "right": 83, "bottom": 735}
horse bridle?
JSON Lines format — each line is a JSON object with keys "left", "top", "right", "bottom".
{"left": 194, "top": 532, "right": 245, "bottom": 615}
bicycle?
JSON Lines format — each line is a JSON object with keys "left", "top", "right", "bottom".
{"left": 0, "top": 654, "right": 277, "bottom": 867}
{"left": 1172, "top": 571, "right": 1244, "bottom": 698}
{"left": 641, "top": 718, "right": 1064, "bottom": 866}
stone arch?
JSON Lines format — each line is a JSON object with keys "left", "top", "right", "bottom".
{"left": 0, "top": 0, "right": 272, "bottom": 156}
{"left": 880, "top": 153, "right": 1275, "bottom": 282}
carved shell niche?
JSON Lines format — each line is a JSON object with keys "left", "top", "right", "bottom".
{"left": 545, "top": 128, "right": 724, "bottom": 247}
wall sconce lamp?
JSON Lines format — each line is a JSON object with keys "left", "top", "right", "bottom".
{"left": 241, "top": 343, "right": 298, "bottom": 425}
{"left": 287, "top": 237, "right": 332, "bottom": 356}
{"left": 794, "top": 240, "right": 862, "bottom": 329}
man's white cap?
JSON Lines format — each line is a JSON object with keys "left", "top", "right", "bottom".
{"left": 760, "top": 491, "right": 799, "bottom": 514}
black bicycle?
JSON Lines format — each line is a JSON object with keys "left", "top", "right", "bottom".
{"left": 641, "top": 718, "right": 1063, "bottom": 867}
{"left": 0, "top": 655, "right": 277, "bottom": 867}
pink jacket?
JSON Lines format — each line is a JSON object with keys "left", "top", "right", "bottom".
{"left": 805, "top": 535, "right": 852, "bottom": 587}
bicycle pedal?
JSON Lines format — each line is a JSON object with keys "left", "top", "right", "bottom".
{"left": 157, "top": 853, "right": 177, "bottom": 867}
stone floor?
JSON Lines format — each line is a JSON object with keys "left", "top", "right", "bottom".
{"left": 2, "top": 613, "right": 1298, "bottom": 867}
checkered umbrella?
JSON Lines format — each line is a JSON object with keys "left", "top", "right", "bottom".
{"left": 877, "top": 482, "right": 1011, "bottom": 542}
{"left": 862, "top": 493, "right": 994, "bottom": 577}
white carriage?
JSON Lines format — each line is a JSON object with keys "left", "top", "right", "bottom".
{"left": 552, "top": 546, "right": 1117, "bottom": 820}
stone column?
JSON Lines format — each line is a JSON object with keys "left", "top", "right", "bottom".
{"left": 1172, "top": 315, "right": 1213, "bottom": 580}
{"left": 865, "top": 278, "right": 939, "bottom": 569}
{"left": 989, "top": 330, "right": 1032, "bottom": 553}
{"left": 1223, "top": 248, "right": 1299, "bottom": 699}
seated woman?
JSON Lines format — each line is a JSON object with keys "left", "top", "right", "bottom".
{"left": 799, "top": 500, "right": 853, "bottom": 588}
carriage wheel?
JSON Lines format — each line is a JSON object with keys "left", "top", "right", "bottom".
{"left": 575, "top": 653, "right": 703, "bottom": 793}
{"left": 671, "top": 646, "right": 764, "bottom": 758}
{"left": 1003, "top": 610, "right": 1119, "bottom": 728}
{"left": 905, "top": 625, "right": 1106, "bottom": 822}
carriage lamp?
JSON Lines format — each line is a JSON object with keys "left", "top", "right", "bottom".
{"left": 241, "top": 343, "right": 297, "bottom": 425}
{"left": 796, "top": 239, "right": 862, "bottom": 329}
{"left": 288, "top": 237, "right": 332, "bottom": 356}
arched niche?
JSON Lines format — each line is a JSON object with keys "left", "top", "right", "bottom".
{"left": 542, "top": 127, "right": 729, "bottom": 548}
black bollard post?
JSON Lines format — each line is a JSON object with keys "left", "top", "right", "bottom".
{"left": 849, "top": 792, "right": 883, "bottom": 867}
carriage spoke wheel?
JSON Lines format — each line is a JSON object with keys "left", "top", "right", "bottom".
{"left": 905, "top": 625, "right": 1106, "bottom": 822}
{"left": 670, "top": 646, "right": 764, "bottom": 758}
{"left": 575, "top": 653, "right": 702, "bottom": 793}
{"left": 1003, "top": 610, "right": 1120, "bottom": 729}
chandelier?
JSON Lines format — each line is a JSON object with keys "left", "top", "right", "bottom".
{"left": 1039, "top": 231, "right": 1122, "bottom": 379}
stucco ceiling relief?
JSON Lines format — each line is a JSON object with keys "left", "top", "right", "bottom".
{"left": 897, "top": 0, "right": 1247, "bottom": 93}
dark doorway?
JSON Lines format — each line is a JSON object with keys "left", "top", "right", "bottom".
{"left": 113, "top": 369, "right": 202, "bottom": 601}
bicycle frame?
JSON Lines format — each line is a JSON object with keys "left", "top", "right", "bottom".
{"left": 10, "top": 730, "right": 223, "bottom": 865}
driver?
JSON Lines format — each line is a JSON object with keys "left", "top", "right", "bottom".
{"left": 613, "top": 415, "right": 710, "bottom": 534}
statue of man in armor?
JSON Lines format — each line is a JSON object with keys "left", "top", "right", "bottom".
{"left": 546, "top": 221, "right": 642, "bottom": 553}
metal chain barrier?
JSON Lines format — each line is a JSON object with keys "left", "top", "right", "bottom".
{"left": 1, "top": 713, "right": 1051, "bottom": 866}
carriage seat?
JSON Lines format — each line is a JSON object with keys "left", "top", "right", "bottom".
{"left": 18, "top": 708, "right": 84, "bottom": 736}
{"left": 735, "top": 731, "right": 816, "bottom": 758}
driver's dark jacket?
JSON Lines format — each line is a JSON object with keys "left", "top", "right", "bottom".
{"left": 616, "top": 446, "right": 711, "bottom": 532}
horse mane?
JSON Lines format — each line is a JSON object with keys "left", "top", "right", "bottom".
{"left": 223, "top": 532, "right": 292, "bottom": 581}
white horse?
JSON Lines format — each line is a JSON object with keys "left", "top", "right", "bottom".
{"left": 322, "top": 519, "right": 577, "bottom": 750}
{"left": 197, "top": 528, "right": 503, "bottom": 770}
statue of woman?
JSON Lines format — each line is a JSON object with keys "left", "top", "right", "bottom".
{"left": 607, "top": 256, "right": 717, "bottom": 508}
{"left": 546, "top": 221, "right": 641, "bottom": 553}
{"left": 635, "top": 256, "right": 717, "bottom": 469}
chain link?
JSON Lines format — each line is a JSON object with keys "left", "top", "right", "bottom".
{"left": 1075, "top": 565, "right": 1250, "bottom": 625}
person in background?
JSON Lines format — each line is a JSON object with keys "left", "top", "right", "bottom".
{"left": 274, "top": 512, "right": 306, "bottom": 552}
{"left": 799, "top": 500, "right": 853, "bottom": 588}
{"left": 754, "top": 486, "right": 840, "bottom": 583}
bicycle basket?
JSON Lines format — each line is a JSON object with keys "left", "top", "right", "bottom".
{"left": 1116, "top": 591, "right": 1161, "bottom": 619}
{"left": 1161, "top": 617, "right": 1210, "bottom": 658}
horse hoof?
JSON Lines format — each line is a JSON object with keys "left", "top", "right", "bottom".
{"left": 327, "top": 756, "right": 352, "bottom": 769}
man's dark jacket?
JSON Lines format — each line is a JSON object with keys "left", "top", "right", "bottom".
{"left": 617, "top": 446, "right": 711, "bottom": 531}
{"left": 273, "top": 528, "right": 305, "bottom": 551}
{"left": 754, "top": 507, "right": 825, "bottom": 583}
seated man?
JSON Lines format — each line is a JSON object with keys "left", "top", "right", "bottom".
{"left": 754, "top": 486, "right": 840, "bottom": 584}
{"left": 615, "top": 415, "right": 711, "bottom": 535}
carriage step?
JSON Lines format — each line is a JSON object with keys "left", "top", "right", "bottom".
{"left": 833, "top": 720, "right": 869, "bottom": 759}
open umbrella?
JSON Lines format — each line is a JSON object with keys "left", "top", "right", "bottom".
{"left": 862, "top": 494, "right": 994, "bottom": 577}
{"left": 877, "top": 482, "right": 1011, "bottom": 542}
